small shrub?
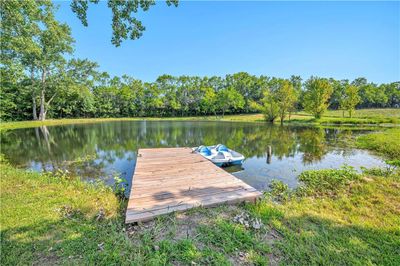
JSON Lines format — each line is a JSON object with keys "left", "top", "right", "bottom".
{"left": 297, "top": 166, "right": 360, "bottom": 197}
{"left": 113, "top": 175, "right": 128, "bottom": 198}
{"left": 362, "top": 161, "right": 400, "bottom": 178}
{"left": 268, "top": 180, "right": 290, "bottom": 202}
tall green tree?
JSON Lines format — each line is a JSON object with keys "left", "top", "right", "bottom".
{"left": 217, "top": 87, "right": 245, "bottom": 117}
{"left": 384, "top": 82, "right": 400, "bottom": 107}
{"left": 1, "top": 0, "right": 74, "bottom": 121}
{"left": 303, "top": 77, "right": 333, "bottom": 119}
{"left": 200, "top": 87, "right": 217, "bottom": 117}
{"left": 340, "top": 85, "right": 361, "bottom": 118}
{"left": 226, "top": 72, "right": 261, "bottom": 113}
{"left": 259, "top": 90, "right": 279, "bottom": 123}
{"left": 275, "top": 80, "right": 297, "bottom": 124}
{"left": 36, "top": 6, "right": 74, "bottom": 120}
{"left": 1, "top": 0, "right": 45, "bottom": 120}
{"left": 289, "top": 75, "right": 302, "bottom": 118}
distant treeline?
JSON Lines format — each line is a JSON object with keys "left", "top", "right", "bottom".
{"left": 1, "top": 69, "right": 399, "bottom": 121}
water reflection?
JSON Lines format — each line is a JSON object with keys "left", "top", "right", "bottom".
{"left": 0, "top": 121, "right": 386, "bottom": 191}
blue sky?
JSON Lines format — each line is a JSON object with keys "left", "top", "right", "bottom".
{"left": 56, "top": 1, "right": 399, "bottom": 83}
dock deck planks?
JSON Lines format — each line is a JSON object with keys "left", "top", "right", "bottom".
{"left": 125, "top": 147, "right": 262, "bottom": 223}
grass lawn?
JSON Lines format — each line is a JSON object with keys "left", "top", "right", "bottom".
{"left": 356, "top": 128, "right": 400, "bottom": 159}
{"left": 1, "top": 108, "right": 399, "bottom": 131}
{"left": 288, "top": 108, "right": 400, "bottom": 125}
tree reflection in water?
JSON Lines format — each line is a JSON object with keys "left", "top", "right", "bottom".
{"left": 0, "top": 121, "right": 386, "bottom": 191}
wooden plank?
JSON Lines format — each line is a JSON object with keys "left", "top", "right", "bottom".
{"left": 128, "top": 187, "right": 258, "bottom": 209}
{"left": 126, "top": 190, "right": 261, "bottom": 223}
{"left": 125, "top": 147, "right": 261, "bottom": 223}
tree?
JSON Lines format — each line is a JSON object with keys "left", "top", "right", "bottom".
{"left": 200, "top": 87, "right": 217, "bottom": 117}
{"left": 1, "top": 0, "right": 74, "bottom": 121}
{"left": 289, "top": 75, "right": 302, "bottom": 119}
{"left": 340, "top": 85, "right": 361, "bottom": 118}
{"left": 51, "top": 59, "right": 99, "bottom": 118}
{"left": 36, "top": 6, "right": 74, "bottom": 120}
{"left": 250, "top": 89, "right": 279, "bottom": 123}
{"left": 384, "top": 82, "right": 400, "bottom": 107}
{"left": 217, "top": 87, "right": 244, "bottom": 117}
{"left": 1, "top": 0, "right": 45, "bottom": 120}
{"left": 275, "top": 80, "right": 297, "bottom": 124}
{"left": 352, "top": 78, "right": 389, "bottom": 108}
{"left": 225, "top": 72, "right": 262, "bottom": 113}
{"left": 71, "top": 0, "right": 179, "bottom": 47}
{"left": 156, "top": 75, "right": 179, "bottom": 116}
{"left": 303, "top": 77, "right": 333, "bottom": 119}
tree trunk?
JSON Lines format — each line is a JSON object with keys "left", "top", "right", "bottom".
{"left": 30, "top": 68, "right": 38, "bottom": 120}
{"left": 39, "top": 69, "right": 46, "bottom": 121}
{"left": 32, "top": 93, "right": 38, "bottom": 120}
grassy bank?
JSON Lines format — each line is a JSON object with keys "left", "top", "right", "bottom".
{"left": 2, "top": 163, "right": 399, "bottom": 264}
{"left": 250, "top": 167, "right": 400, "bottom": 265}
{"left": 0, "top": 115, "right": 264, "bottom": 131}
{"left": 0, "top": 161, "right": 134, "bottom": 264}
{"left": 356, "top": 128, "right": 400, "bottom": 159}
{"left": 1, "top": 108, "right": 399, "bottom": 131}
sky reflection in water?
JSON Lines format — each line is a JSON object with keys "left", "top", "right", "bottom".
{"left": 0, "top": 121, "right": 386, "bottom": 192}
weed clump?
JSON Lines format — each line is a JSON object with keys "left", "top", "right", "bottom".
{"left": 296, "top": 166, "right": 360, "bottom": 197}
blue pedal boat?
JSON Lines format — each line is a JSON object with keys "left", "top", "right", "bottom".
{"left": 192, "top": 144, "right": 245, "bottom": 167}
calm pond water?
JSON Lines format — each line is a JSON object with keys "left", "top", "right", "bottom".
{"left": 0, "top": 121, "right": 387, "bottom": 192}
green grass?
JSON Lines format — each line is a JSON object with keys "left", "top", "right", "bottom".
{"left": 286, "top": 108, "right": 400, "bottom": 125}
{"left": 2, "top": 158, "right": 399, "bottom": 265}
{"left": 1, "top": 108, "right": 399, "bottom": 131}
{"left": 356, "top": 128, "right": 400, "bottom": 159}
{"left": 323, "top": 108, "right": 400, "bottom": 118}
{"left": 249, "top": 168, "right": 400, "bottom": 265}
{"left": 0, "top": 161, "right": 135, "bottom": 265}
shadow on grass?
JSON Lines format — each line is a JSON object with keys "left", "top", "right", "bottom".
{"left": 271, "top": 214, "right": 400, "bottom": 265}
{"left": 0, "top": 215, "right": 139, "bottom": 265}
{"left": 2, "top": 206, "right": 399, "bottom": 265}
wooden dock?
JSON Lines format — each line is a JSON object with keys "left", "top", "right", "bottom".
{"left": 125, "top": 147, "right": 261, "bottom": 223}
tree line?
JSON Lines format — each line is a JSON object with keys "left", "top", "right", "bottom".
{"left": 1, "top": 69, "right": 399, "bottom": 122}
{"left": 1, "top": 1, "right": 399, "bottom": 122}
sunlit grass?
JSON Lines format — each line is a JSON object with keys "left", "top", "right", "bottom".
{"left": 249, "top": 169, "right": 400, "bottom": 265}
{"left": 356, "top": 128, "right": 400, "bottom": 159}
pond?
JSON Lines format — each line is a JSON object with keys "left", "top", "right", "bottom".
{"left": 0, "top": 121, "right": 387, "bottom": 193}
